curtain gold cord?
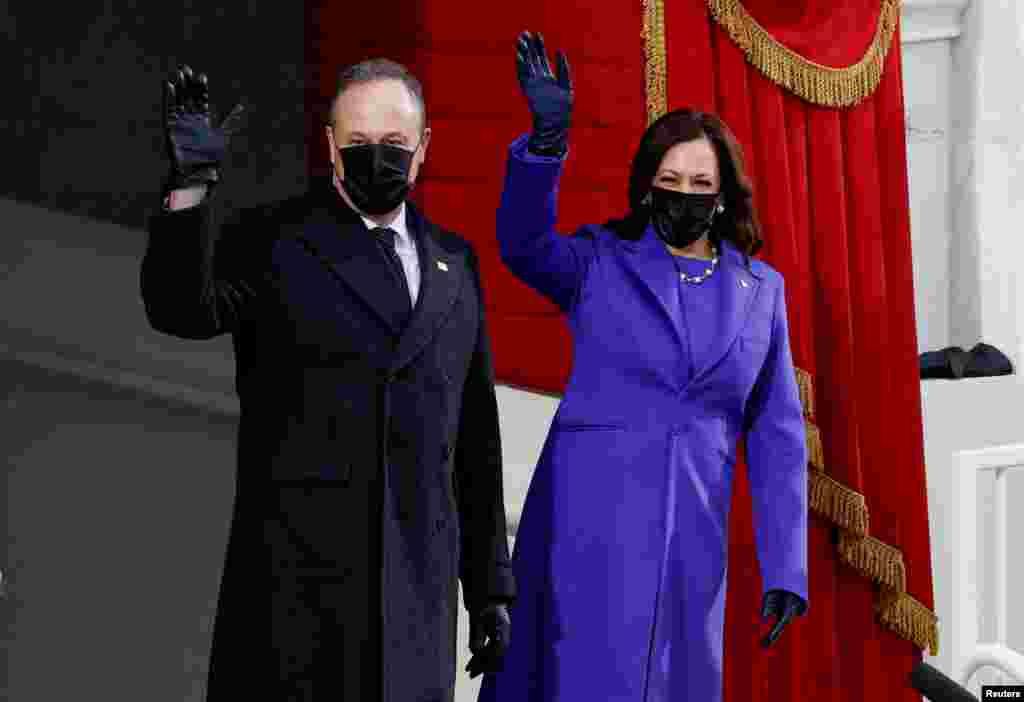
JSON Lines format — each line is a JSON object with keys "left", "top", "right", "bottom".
{"left": 802, "top": 369, "right": 939, "bottom": 655}
{"left": 642, "top": 0, "right": 669, "bottom": 124}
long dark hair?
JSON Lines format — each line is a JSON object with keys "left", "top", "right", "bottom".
{"left": 604, "top": 108, "right": 763, "bottom": 256}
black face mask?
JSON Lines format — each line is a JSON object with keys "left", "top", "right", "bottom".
{"left": 648, "top": 186, "right": 722, "bottom": 249}
{"left": 337, "top": 141, "right": 418, "bottom": 215}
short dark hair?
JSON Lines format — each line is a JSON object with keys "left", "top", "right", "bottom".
{"left": 604, "top": 108, "right": 763, "bottom": 256}
{"left": 326, "top": 58, "right": 427, "bottom": 132}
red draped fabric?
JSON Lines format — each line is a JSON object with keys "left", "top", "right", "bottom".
{"left": 307, "top": 1, "right": 936, "bottom": 700}
{"left": 737, "top": 0, "right": 883, "bottom": 67}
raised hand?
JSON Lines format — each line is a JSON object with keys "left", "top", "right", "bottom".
{"left": 515, "top": 31, "right": 573, "bottom": 156}
{"left": 162, "top": 64, "right": 246, "bottom": 189}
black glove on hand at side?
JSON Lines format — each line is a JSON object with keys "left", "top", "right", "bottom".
{"left": 466, "top": 602, "right": 511, "bottom": 678}
{"left": 162, "top": 64, "right": 246, "bottom": 191}
{"left": 760, "top": 588, "right": 807, "bottom": 647}
{"left": 515, "top": 31, "right": 573, "bottom": 157}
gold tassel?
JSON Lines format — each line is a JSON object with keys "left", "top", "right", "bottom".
{"left": 641, "top": 0, "right": 668, "bottom": 123}
{"left": 838, "top": 531, "right": 906, "bottom": 591}
{"left": 809, "top": 468, "right": 869, "bottom": 536}
{"left": 796, "top": 367, "right": 815, "bottom": 418}
{"left": 806, "top": 420, "right": 824, "bottom": 471}
{"left": 705, "top": 0, "right": 901, "bottom": 107}
{"left": 877, "top": 585, "right": 940, "bottom": 655}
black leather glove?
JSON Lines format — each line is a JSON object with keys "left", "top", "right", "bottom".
{"left": 515, "top": 31, "right": 573, "bottom": 157}
{"left": 162, "top": 64, "right": 246, "bottom": 191}
{"left": 760, "top": 589, "right": 806, "bottom": 647}
{"left": 465, "top": 602, "right": 511, "bottom": 678}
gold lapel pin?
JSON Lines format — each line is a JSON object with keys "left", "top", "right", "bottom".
{"left": 437, "top": 260, "right": 449, "bottom": 272}
{"left": 740, "top": 279, "right": 749, "bottom": 288}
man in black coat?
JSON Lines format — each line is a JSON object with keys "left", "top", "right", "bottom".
{"left": 141, "top": 60, "right": 515, "bottom": 701}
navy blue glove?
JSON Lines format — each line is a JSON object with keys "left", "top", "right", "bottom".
{"left": 466, "top": 602, "right": 511, "bottom": 678}
{"left": 760, "top": 589, "right": 807, "bottom": 647}
{"left": 162, "top": 64, "right": 245, "bottom": 190}
{"left": 515, "top": 31, "right": 573, "bottom": 157}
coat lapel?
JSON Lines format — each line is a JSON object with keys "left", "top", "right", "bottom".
{"left": 616, "top": 225, "right": 763, "bottom": 386}
{"left": 689, "top": 240, "right": 762, "bottom": 384}
{"left": 293, "top": 180, "right": 411, "bottom": 335}
{"left": 391, "top": 202, "right": 463, "bottom": 372}
{"left": 616, "top": 224, "right": 685, "bottom": 354}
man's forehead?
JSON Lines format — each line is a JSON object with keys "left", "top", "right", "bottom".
{"left": 332, "top": 80, "right": 421, "bottom": 135}
{"left": 339, "top": 124, "right": 412, "bottom": 139}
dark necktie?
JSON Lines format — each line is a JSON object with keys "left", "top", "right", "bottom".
{"left": 372, "top": 227, "right": 412, "bottom": 311}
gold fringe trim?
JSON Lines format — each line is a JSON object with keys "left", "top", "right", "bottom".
{"left": 806, "top": 420, "right": 824, "bottom": 471}
{"left": 641, "top": 0, "right": 668, "bottom": 124}
{"left": 808, "top": 467, "right": 869, "bottom": 536}
{"left": 838, "top": 531, "right": 906, "bottom": 591}
{"left": 796, "top": 367, "right": 814, "bottom": 417}
{"left": 705, "top": 0, "right": 901, "bottom": 107}
{"left": 878, "top": 585, "right": 940, "bottom": 656}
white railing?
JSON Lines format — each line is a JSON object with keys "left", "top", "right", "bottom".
{"left": 951, "top": 443, "right": 1024, "bottom": 694}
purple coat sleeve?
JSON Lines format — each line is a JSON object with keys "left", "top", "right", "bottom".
{"left": 742, "top": 274, "right": 809, "bottom": 608}
{"left": 496, "top": 134, "right": 595, "bottom": 312}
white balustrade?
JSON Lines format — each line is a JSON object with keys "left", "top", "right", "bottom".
{"left": 951, "top": 444, "right": 1024, "bottom": 694}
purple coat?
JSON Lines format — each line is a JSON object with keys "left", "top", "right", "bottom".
{"left": 477, "top": 136, "right": 808, "bottom": 702}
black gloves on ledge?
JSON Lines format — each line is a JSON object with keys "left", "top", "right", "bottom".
{"left": 919, "top": 342, "right": 1013, "bottom": 379}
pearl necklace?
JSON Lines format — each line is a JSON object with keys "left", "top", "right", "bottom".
{"left": 677, "top": 245, "right": 719, "bottom": 284}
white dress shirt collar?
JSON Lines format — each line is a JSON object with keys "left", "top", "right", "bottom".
{"left": 332, "top": 169, "right": 413, "bottom": 250}
{"left": 332, "top": 169, "right": 421, "bottom": 304}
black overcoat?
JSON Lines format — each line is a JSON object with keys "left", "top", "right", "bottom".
{"left": 140, "top": 176, "right": 516, "bottom": 702}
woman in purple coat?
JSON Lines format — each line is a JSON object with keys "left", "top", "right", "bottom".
{"left": 472, "top": 32, "right": 809, "bottom": 702}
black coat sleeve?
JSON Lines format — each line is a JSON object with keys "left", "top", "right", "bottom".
{"left": 140, "top": 197, "right": 260, "bottom": 340}
{"left": 454, "top": 246, "right": 517, "bottom": 615}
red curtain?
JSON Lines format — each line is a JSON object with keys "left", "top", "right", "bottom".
{"left": 307, "top": 2, "right": 936, "bottom": 700}
{"left": 664, "top": 3, "right": 936, "bottom": 701}
{"left": 735, "top": 0, "right": 884, "bottom": 66}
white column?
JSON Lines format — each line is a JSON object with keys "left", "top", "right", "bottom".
{"left": 949, "top": 0, "right": 1024, "bottom": 368}
{"left": 900, "top": 0, "right": 970, "bottom": 355}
